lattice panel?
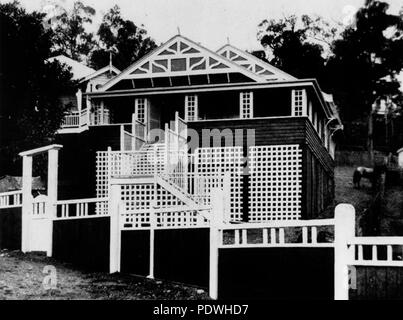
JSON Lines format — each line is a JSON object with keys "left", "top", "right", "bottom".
{"left": 155, "top": 210, "right": 207, "bottom": 228}
{"left": 119, "top": 183, "right": 186, "bottom": 229}
{"left": 195, "top": 147, "right": 243, "bottom": 221}
{"left": 249, "top": 145, "right": 302, "bottom": 221}
{"left": 96, "top": 151, "right": 109, "bottom": 198}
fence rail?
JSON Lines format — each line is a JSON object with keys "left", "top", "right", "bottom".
{"left": 120, "top": 204, "right": 211, "bottom": 230}
{"left": 55, "top": 197, "right": 109, "bottom": 219}
{"left": 0, "top": 190, "right": 23, "bottom": 208}
{"left": 217, "top": 219, "right": 335, "bottom": 248}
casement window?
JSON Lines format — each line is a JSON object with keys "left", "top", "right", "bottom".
{"left": 291, "top": 89, "right": 307, "bottom": 116}
{"left": 135, "top": 98, "right": 147, "bottom": 124}
{"left": 185, "top": 95, "right": 198, "bottom": 121}
{"left": 240, "top": 91, "right": 253, "bottom": 119}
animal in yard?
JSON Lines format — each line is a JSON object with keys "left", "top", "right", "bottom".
{"left": 353, "top": 167, "right": 374, "bottom": 189}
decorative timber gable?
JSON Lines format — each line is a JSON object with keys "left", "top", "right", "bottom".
{"left": 217, "top": 44, "right": 296, "bottom": 82}
{"left": 101, "top": 35, "right": 265, "bottom": 91}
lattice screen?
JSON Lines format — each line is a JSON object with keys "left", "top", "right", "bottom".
{"left": 249, "top": 145, "right": 302, "bottom": 221}
{"left": 119, "top": 183, "right": 186, "bottom": 229}
{"left": 96, "top": 151, "right": 109, "bottom": 198}
{"left": 194, "top": 147, "right": 243, "bottom": 221}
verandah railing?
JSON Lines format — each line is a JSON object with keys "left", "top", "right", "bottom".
{"left": 61, "top": 109, "right": 89, "bottom": 128}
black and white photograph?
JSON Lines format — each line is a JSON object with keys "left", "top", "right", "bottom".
{"left": 0, "top": 0, "right": 403, "bottom": 308}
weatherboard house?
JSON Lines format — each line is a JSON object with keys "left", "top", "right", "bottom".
{"left": 5, "top": 36, "right": 403, "bottom": 301}
{"left": 56, "top": 34, "right": 342, "bottom": 222}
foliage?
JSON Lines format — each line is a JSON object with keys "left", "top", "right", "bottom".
{"left": 257, "top": 14, "right": 340, "bottom": 85}
{"left": 49, "top": 1, "right": 96, "bottom": 61}
{"left": 89, "top": 5, "right": 157, "bottom": 70}
{"left": 327, "top": 0, "right": 403, "bottom": 121}
{"left": 0, "top": 1, "right": 75, "bottom": 175}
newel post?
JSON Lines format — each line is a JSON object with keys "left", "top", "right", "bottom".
{"left": 209, "top": 187, "right": 225, "bottom": 300}
{"left": 109, "top": 183, "right": 121, "bottom": 273}
{"left": 334, "top": 203, "right": 356, "bottom": 300}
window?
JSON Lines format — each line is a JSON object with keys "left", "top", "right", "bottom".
{"left": 292, "top": 89, "right": 306, "bottom": 116}
{"left": 240, "top": 91, "right": 253, "bottom": 119}
{"left": 185, "top": 95, "right": 198, "bottom": 121}
{"left": 135, "top": 98, "right": 147, "bottom": 124}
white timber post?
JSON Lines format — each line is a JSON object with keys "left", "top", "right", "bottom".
{"left": 86, "top": 96, "right": 91, "bottom": 125}
{"left": 148, "top": 200, "right": 156, "bottom": 279}
{"left": 100, "top": 101, "right": 105, "bottom": 125}
{"left": 109, "top": 183, "right": 121, "bottom": 273}
{"left": 164, "top": 123, "right": 169, "bottom": 174}
{"left": 76, "top": 89, "right": 82, "bottom": 112}
{"left": 21, "top": 155, "right": 33, "bottom": 253}
{"left": 46, "top": 147, "right": 61, "bottom": 257}
{"left": 131, "top": 113, "right": 136, "bottom": 151}
{"left": 334, "top": 203, "right": 356, "bottom": 300}
{"left": 209, "top": 187, "right": 224, "bottom": 300}
{"left": 120, "top": 125, "right": 124, "bottom": 151}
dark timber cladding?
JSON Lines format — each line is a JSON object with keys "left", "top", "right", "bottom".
{"left": 350, "top": 266, "right": 403, "bottom": 300}
{"left": 154, "top": 228, "right": 210, "bottom": 288}
{"left": 189, "top": 117, "right": 335, "bottom": 219}
{"left": 218, "top": 247, "right": 334, "bottom": 299}
{"left": 0, "top": 207, "right": 22, "bottom": 250}
{"left": 52, "top": 217, "right": 110, "bottom": 272}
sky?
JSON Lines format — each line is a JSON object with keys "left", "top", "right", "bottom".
{"left": 1, "top": 0, "right": 402, "bottom": 51}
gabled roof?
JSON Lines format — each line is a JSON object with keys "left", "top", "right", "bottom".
{"left": 82, "top": 65, "right": 121, "bottom": 83}
{"left": 216, "top": 44, "right": 297, "bottom": 82}
{"left": 101, "top": 35, "right": 265, "bottom": 91}
{"left": 46, "top": 55, "right": 96, "bottom": 81}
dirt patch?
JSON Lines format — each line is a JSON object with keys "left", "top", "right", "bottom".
{"left": 0, "top": 250, "right": 210, "bottom": 300}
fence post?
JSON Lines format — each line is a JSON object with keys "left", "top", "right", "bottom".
{"left": 209, "top": 187, "right": 224, "bottom": 300}
{"left": 334, "top": 203, "right": 356, "bottom": 300}
{"left": 21, "top": 155, "right": 33, "bottom": 253}
{"left": 45, "top": 148, "right": 59, "bottom": 257}
{"left": 109, "top": 183, "right": 121, "bottom": 273}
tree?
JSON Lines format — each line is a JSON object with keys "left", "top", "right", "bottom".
{"left": 327, "top": 0, "right": 403, "bottom": 156}
{"left": 257, "top": 14, "right": 340, "bottom": 86}
{"left": 0, "top": 1, "right": 75, "bottom": 175}
{"left": 89, "top": 5, "right": 157, "bottom": 70}
{"left": 48, "top": 1, "right": 96, "bottom": 61}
